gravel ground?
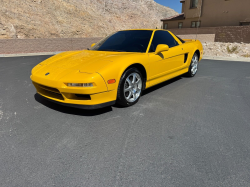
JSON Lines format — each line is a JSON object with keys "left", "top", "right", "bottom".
{"left": 203, "top": 42, "right": 250, "bottom": 58}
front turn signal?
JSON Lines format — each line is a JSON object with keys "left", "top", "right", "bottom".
{"left": 108, "top": 79, "right": 116, "bottom": 84}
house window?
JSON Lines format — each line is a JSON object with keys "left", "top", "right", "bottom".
{"left": 196, "top": 21, "right": 201, "bottom": 27}
{"left": 191, "top": 21, "right": 196, "bottom": 28}
{"left": 178, "top": 22, "right": 183, "bottom": 29}
{"left": 164, "top": 23, "right": 168, "bottom": 29}
{"left": 191, "top": 0, "right": 198, "bottom": 8}
{"left": 191, "top": 21, "right": 201, "bottom": 28}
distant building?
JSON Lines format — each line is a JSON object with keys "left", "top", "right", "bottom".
{"left": 161, "top": 0, "right": 250, "bottom": 29}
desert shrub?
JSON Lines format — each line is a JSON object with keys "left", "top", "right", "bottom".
{"left": 242, "top": 53, "right": 250, "bottom": 58}
{"left": 227, "top": 45, "right": 238, "bottom": 54}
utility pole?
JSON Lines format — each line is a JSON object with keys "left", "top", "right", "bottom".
{"left": 195, "top": 0, "right": 203, "bottom": 41}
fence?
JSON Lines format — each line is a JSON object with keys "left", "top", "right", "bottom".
{"left": 168, "top": 26, "right": 250, "bottom": 43}
{"left": 0, "top": 37, "right": 102, "bottom": 54}
{"left": 0, "top": 26, "right": 250, "bottom": 55}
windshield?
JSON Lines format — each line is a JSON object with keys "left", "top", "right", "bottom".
{"left": 90, "top": 30, "right": 153, "bottom": 53}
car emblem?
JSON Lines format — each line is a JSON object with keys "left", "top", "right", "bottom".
{"left": 45, "top": 72, "right": 50, "bottom": 76}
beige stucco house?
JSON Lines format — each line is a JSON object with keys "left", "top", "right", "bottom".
{"left": 161, "top": 0, "right": 250, "bottom": 29}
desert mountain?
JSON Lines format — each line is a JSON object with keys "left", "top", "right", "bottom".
{"left": 0, "top": 0, "right": 177, "bottom": 39}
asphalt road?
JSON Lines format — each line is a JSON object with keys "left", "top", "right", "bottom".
{"left": 0, "top": 56, "right": 250, "bottom": 187}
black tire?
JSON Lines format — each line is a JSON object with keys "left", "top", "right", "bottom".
{"left": 186, "top": 53, "right": 199, "bottom": 77}
{"left": 116, "top": 68, "right": 144, "bottom": 107}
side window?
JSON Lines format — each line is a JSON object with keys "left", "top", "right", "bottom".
{"left": 149, "top": 31, "right": 179, "bottom": 52}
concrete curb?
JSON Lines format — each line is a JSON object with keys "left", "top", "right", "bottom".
{"left": 0, "top": 52, "right": 63, "bottom": 57}
{"left": 203, "top": 56, "right": 250, "bottom": 62}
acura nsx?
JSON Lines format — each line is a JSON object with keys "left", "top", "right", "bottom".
{"left": 31, "top": 29, "right": 203, "bottom": 109}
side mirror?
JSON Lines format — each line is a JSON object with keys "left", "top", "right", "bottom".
{"left": 91, "top": 43, "right": 96, "bottom": 48}
{"left": 155, "top": 44, "right": 169, "bottom": 55}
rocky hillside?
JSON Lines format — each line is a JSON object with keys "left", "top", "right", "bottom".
{"left": 0, "top": 0, "right": 177, "bottom": 39}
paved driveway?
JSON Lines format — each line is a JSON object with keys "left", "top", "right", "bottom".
{"left": 0, "top": 56, "right": 250, "bottom": 187}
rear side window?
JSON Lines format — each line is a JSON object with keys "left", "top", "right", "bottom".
{"left": 149, "top": 31, "right": 179, "bottom": 52}
{"left": 175, "top": 35, "right": 186, "bottom": 44}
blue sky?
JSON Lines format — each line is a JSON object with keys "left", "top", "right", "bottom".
{"left": 155, "top": 0, "right": 182, "bottom": 13}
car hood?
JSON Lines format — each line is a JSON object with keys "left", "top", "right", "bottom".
{"left": 32, "top": 50, "right": 144, "bottom": 81}
{"left": 37, "top": 50, "right": 136, "bottom": 74}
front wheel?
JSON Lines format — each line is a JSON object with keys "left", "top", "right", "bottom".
{"left": 186, "top": 53, "right": 199, "bottom": 77}
{"left": 116, "top": 68, "right": 143, "bottom": 107}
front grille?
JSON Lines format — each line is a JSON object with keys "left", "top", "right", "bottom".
{"left": 75, "top": 94, "right": 91, "bottom": 100}
{"left": 62, "top": 93, "right": 91, "bottom": 100}
{"left": 36, "top": 84, "right": 60, "bottom": 94}
{"left": 33, "top": 82, "right": 64, "bottom": 100}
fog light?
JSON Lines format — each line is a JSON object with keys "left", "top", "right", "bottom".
{"left": 66, "top": 83, "right": 93, "bottom": 87}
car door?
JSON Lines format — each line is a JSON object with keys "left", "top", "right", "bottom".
{"left": 148, "top": 31, "right": 185, "bottom": 85}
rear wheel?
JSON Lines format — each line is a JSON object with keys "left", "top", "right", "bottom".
{"left": 117, "top": 68, "right": 143, "bottom": 107}
{"left": 186, "top": 53, "right": 199, "bottom": 77}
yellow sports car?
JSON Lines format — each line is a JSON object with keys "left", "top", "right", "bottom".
{"left": 31, "top": 29, "right": 203, "bottom": 109}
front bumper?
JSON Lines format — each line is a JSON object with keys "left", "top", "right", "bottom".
{"left": 39, "top": 94, "right": 116, "bottom": 109}
{"left": 31, "top": 74, "right": 117, "bottom": 109}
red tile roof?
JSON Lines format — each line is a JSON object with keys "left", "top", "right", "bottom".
{"left": 161, "top": 13, "right": 185, "bottom": 21}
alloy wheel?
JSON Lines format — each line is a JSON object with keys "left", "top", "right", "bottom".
{"left": 124, "top": 73, "right": 142, "bottom": 103}
{"left": 191, "top": 55, "right": 198, "bottom": 75}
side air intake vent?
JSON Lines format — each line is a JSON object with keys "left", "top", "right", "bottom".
{"left": 184, "top": 53, "right": 188, "bottom": 63}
